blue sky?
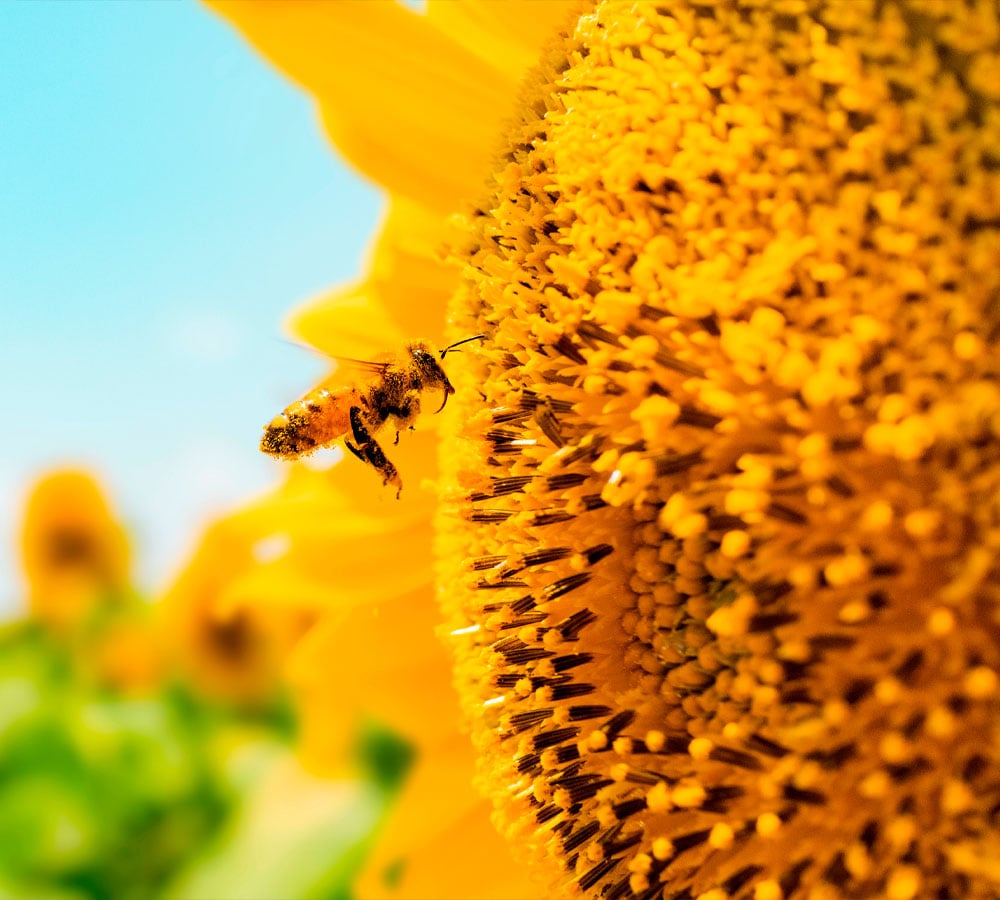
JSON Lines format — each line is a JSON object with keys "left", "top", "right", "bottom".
{"left": 0, "top": 1, "right": 382, "bottom": 613}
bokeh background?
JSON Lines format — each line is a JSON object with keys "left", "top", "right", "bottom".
{"left": 0, "top": 0, "right": 380, "bottom": 614}
{"left": 0, "top": 4, "right": 393, "bottom": 898}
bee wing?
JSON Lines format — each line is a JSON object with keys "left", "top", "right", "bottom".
{"left": 315, "top": 355, "right": 392, "bottom": 390}
{"left": 278, "top": 339, "right": 392, "bottom": 389}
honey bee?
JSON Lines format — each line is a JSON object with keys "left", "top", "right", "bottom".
{"left": 260, "top": 336, "right": 484, "bottom": 496}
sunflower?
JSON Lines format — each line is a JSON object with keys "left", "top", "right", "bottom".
{"left": 157, "top": 482, "right": 332, "bottom": 708}
{"left": 20, "top": 469, "right": 131, "bottom": 633}
{"left": 15, "top": 469, "right": 165, "bottom": 694}
{"left": 209, "top": 1, "right": 1000, "bottom": 898}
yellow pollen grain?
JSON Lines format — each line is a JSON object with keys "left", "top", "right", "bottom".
{"left": 805, "top": 485, "right": 829, "bottom": 507}
{"left": 874, "top": 677, "right": 903, "bottom": 705}
{"left": 797, "top": 434, "right": 829, "bottom": 460}
{"left": 587, "top": 730, "right": 609, "bottom": 752}
{"left": 849, "top": 314, "right": 890, "bottom": 344}
{"left": 610, "top": 763, "right": 629, "bottom": 783}
{"left": 927, "top": 607, "right": 956, "bottom": 636}
{"left": 724, "top": 488, "right": 770, "bottom": 516}
{"left": 809, "top": 261, "right": 847, "bottom": 282}
{"left": 886, "top": 816, "right": 917, "bottom": 850}
{"left": 595, "top": 804, "right": 617, "bottom": 829}
{"left": 963, "top": 666, "right": 998, "bottom": 699}
{"left": 838, "top": 599, "right": 871, "bottom": 624}
{"left": 750, "top": 307, "right": 785, "bottom": 336}
{"left": 627, "top": 853, "right": 652, "bottom": 875}
{"left": 646, "top": 781, "right": 672, "bottom": 813}
{"left": 886, "top": 865, "right": 922, "bottom": 900}
{"left": 859, "top": 770, "right": 891, "bottom": 799}
{"left": 709, "top": 822, "right": 735, "bottom": 849}
{"left": 696, "top": 891, "right": 728, "bottom": 900}
{"left": 651, "top": 837, "right": 674, "bottom": 861}
{"left": 872, "top": 189, "right": 902, "bottom": 222}
{"left": 802, "top": 370, "right": 852, "bottom": 408}
{"left": 629, "top": 873, "right": 650, "bottom": 895}
{"left": 645, "top": 730, "right": 666, "bottom": 753}
{"left": 822, "top": 700, "right": 849, "bottom": 727}
{"left": 612, "top": 736, "right": 633, "bottom": 755}
{"left": 532, "top": 779, "right": 551, "bottom": 805}
{"left": 787, "top": 563, "right": 816, "bottom": 589}
{"left": 757, "top": 659, "right": 785, "bottom": 686}
{"left": 859, "top": 499, "right": 894, "bottom": 532}
{"left": 540, "top": 749, "right": 560, "bottom": 770}
{"left": 942, "top": 779, "right": 975, "bottom": 815}
{"left": 879, "top": 732, "right": 912, "bottom": 765}
{"left": 671, "top": 781, "right": 707, "bottom": 809}
{"left": 542, "top": 630, "right": 564, "bottom": 651}
{"left": 722, "top": 722, "right": 746, "bottom": 742}
{"left": 824, "top": 552, "right": 868, "bottom": 587}
{"left": 756, "top": 775, "right": 781, "bottom": 802}
{"left": 688, "top": 736, "right": 713, "bottom": 761}
{"left": 633, "top": 395, "right": 680, "bottom": 445}
{"left": 756, "top": 812, "right": 782, "bottom": 838}
{"left": 953, "top": 331, "right": 983, "bottom": 361}
{"left": 844, "top": 842, "right": 872, "bottom": 879}
{"left": 777, "top": 639, "right": 810, "bottom": 663}
{"left": 754, "top": 881, "right": 783, "bottom": 900}
{"left": 925, "top": 705, "right": 957, "bottom": 740}
{"left": 673, "top": 512, "right": 708, "bottom": 538}
{"left": 903, "top": 509, "right": 941, "bottom": 539}
{"left": 877, "top": 394, "right": 912, "bottom": 424}
{"left": 720, "top": 530, "right": 750, "bottom": 558}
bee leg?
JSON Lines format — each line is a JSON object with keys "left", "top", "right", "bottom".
{"left": 349, "top": 406, "right": 403, "bottom": 498}
{"left": 344, "top": 440, "right": 365, "bottom": 461}
{"left": 349, "top": 406, "right": 374, "bottom": 446}
{"left": 394, "top": 431, "right": 400, "bottom": 446}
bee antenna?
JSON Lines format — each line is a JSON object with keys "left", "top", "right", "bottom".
{"left": 439, "top": 334, "right": 486, "bottom": 359}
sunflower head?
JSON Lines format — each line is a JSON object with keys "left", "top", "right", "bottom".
{"left": 20, "top": 469, "right": 130, "bottom": 631}
{"left": 438, "top": 1, "right": 1000, "bottom": 897}
{"left": 159, "top": 522, "right": 315, "bottom": 708}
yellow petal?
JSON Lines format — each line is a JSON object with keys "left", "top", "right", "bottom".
{"left": 286, "top": 280, "right": 408, "bottom": 361}
{"left": 357, "top": 736, "right": 544, "bottom": 900}
{"left": 290, "top": 199, "right": 456, "bottom": 355}
{"left": 427, "top": 0, "right": 580, "bottom": 83}
{"left": 290, "top": 585, "right": 459, "bottom": 770}
{"left": 205, "top": 0, "right": 516, "bottom": 214}
{"left": 220, "top": 435, "right": 439, "bottom": 614}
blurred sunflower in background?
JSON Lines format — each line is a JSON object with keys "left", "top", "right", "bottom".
{"left": 206, "top": 1, "right": 1000, "bottom": 899}
{"left": 1, "top": 469, "right": 377, "bottom": 900}
{"left": 0, "top": 470, "right": 226, "bottom": 900}
{"left": 20, "top": 471, "right": 132, "bottom": 636}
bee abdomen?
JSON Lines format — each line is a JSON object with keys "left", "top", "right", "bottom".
{"left": 260, "top": 389, "right": 355, "bottom": 459}
{"left": 260, "top": 411, "right": 318, "bottom": 458}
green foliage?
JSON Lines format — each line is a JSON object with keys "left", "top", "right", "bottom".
{"left": 0, "top": 615, "right": 414, "bottom": 900}
{"left": 356, "top": 720, "right": 415, "bottom": 796}
{"left": 0, "top": 622, "right": 232, "bottom": 900}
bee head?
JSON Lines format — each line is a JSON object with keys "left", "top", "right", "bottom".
{"left": 407, "top": 345, "right": 451, "bottom": 390}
